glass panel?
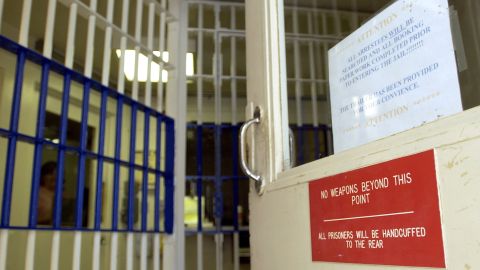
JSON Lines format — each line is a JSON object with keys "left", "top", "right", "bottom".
{"left": 284, "top": 0, "right": 480, "bottom": 160}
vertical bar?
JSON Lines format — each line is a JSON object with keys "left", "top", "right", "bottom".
{"left": 112, "top": 98, "right": 123, "bottom": 230}
{"left": 28, "top": 63, "right": 50, "bottom": 227}
{"left": 231, "top": 127, "right": 239, "bottom": 230}
{"left": 314, "top": 127, "right": 321, "bottom": 159}
{"left": 230, "top": 6, "right": 239, "bottom": 269}
{"left": 297, "top": 127, "right": 305, "bottom": 165}
{"left": 146, "top": 2, "right": 155, "bottom": 107}
{"left": 50, "top": 73, "right": 71, "bottom": 270}
{"left": 196, "top": 125, "right": 203, "bottom": 233}
{"left": 215, "top": 233, "right": 223, "bottom": 270}
{"left": 293, "top": 8, "right": 303, "bottom": 126}
{"left": 213, "top": 5, "right": 223, "bottom": 270}
{"left": 230, "top": 7, "right": 237, "bottom": 125}
{"left": 117, "top": 0, "right": 130, "bottom": 94}
{"left": 1, "top": 51, "right": 26, "bottom": 227}
{"left": 25, "top": 230, "right": 36, "bottom": 270}
{"left": 53, "top": 73, "right": 71, "bottom": 228}
{"left": 321, "top": 12, "right": 331, "bottom": 128}
{"left": 72, "top": 82, "right": 91, "bottom": 270}
{"left": 351, "top": 0, "right": 359, "bottom": 30}
{"left": 332, "top": 0, "right": 341, "bottom": 36}
{"left": 232, "top": 126, "right": 240, "bottom": 270}
{"left": 126, "top": 105, "right": 138, "bottom": 270}
{"left": 196, "top": 4, "right": 205, "bottom": 269}
{"left": 43, "top": 0, "right": 57, "bottom": 58}
{"left": 25, "top": 63, "right": 50, "bottom": 270}
{"left": 19, "top": 0, "right": 32, "bottom": 46}
{"left": 141, "top": 111, "right": 150, "bottom": 230}
{"left": 233, "top": 233, "right": 239, "bottom": 270}
{"left": 132, "top": 0, "right": 144, "bottom": 100}
{"left": 153, "top": 234, "right": 161, "bottom": 270}
{"left": 0, "top": 230, "right": 7, "bottom": 270}
{"left": 95, "top": 90, "right": 108, "bottom": 229}
{"left": 467, "top": 0, "right": 480, "bottom": 68}
{"left": 50, "top": 232, "right": 60, "bottom": 270}
{"left": 164, "top": 0, "right": 187, "bottom": 267}
{"left": 196, "top": 127, "right": 204, "bottom": 270}
{"left": 101, "top": 0, "right": 115, "bottom": 86}
{"left": 197, "top": 234, "right": 203, "bottom": 270}
{"left": 214, "top": 125, "right": 223, "bottom": 270}
{"left": 92, "top": 233, "right": 102, "bottom": 270}
{"left": 126, "top": 233, "right": 134, "bottom": 270}
{"left": 92, "top": 89, "right": 107, "bottom": 270}
{"left": 72, "top": 232, "right": 82, "bottom": 270}
{"left": 65, "top": 3, "right": 78, "bottom": 69}
{"left": 164, "top": 119, "right": 175, "bottom": 234}
{"left": 292, "top": 7, "right": 304, "bottom": 165}
{"left": 196, "top": 4, "right": 204, "bottom": 123}
{"left": 153, "top": 115, "right": 162, "bottom": 270}
{"left": 141, "top": 233, "right": 148, "bottom": 270}
{"left": 110, "top": 232, "right": 119, "bottom": 270}
{"left": 127, "top": 105, "right": 138, "bottom": 231}
{"left": 323, "top": 128, "right": 330, "bottom": 156}
{"left": 154, "top": 117, "right": 162, "bottom": 232}
{"left": 84, "top": 0, "right": 98, "bottom": 77}
{"left": 75, "top": 82, "right": 91, "bottom": 228}
{"left": 307, "top": 11, "right": 320, "bottom": 160}
{"left": 307, "top": 12, "right": 318, "bottom": 128}
{"left": 0, "top": 0, "right": 4, "bottom": 32}
{"left": 156, "top": 0, "right": 167, "bottom": 112}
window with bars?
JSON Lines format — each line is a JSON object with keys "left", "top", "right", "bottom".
{"left": 0, "top": 0, "right": 178, "bottom": 269}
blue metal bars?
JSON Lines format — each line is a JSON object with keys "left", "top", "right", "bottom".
{"left": 186, "top": 123, "right": 247, "bottom": 235}
{"left": 291, "top": 124, "right": 332, "bottom": 164}
{"left": 0, "top": 50, "right": 26, "bottom": 228}
{"left": 185, "top": 122, "right": 332, "bottom": 234}
{"left": 0, "top": 35, "right": 175, "bottom": 234}
{"left": 28, "top": 62, "right": 50, "bottom": 227}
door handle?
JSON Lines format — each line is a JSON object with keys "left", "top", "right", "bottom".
{"left": 239, "top": 108, "right": 265, "bottom": 195}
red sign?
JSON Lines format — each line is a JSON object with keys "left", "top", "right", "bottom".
{"left": 309, "top": 150, "right": 445, "bottom": 268}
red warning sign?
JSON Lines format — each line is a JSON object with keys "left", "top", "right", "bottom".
{"left": 309, "top": 150, "right": 445, "bottom": 267}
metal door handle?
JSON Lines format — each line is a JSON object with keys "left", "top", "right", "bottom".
{"left": 239, "top": 109, "right": 265, "bottom": 195}
{"left": 240, "top": 117, "right": 261, "bottom": 181}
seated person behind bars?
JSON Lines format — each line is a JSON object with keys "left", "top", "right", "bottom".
{"left": 37, "top": 162, "right": 58, "bottom": 225}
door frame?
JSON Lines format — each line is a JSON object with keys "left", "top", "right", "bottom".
{"left": 245, "top": 0, "right": 291, "bottom": 186}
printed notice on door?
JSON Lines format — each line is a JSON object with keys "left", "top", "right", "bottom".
{"left": 329, "top": 0, "right": 462, "bottom": 153}
{"left": 308, "top": 150, "right": 445, "bottom": 267}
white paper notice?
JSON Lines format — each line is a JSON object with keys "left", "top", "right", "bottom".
{"left": 329, "top": 0, "right": 462, "bottom": 153}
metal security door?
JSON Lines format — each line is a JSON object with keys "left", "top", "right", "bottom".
{"left": 244, "top": 0, "right": 480, "bottom": 269}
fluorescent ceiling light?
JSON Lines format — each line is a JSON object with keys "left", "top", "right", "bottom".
{"left": 115, "top": 50, "right": 194, "bottom": 83}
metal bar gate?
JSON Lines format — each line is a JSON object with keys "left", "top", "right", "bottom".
{"left": 0, "top": 33, "right": 175, "bottom": 270}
